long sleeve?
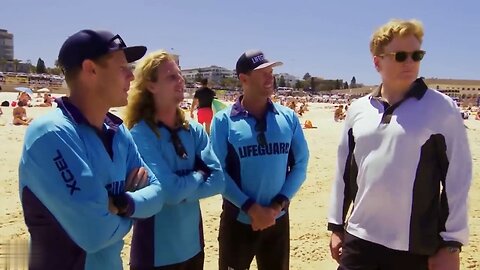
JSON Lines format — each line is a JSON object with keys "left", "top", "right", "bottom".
{"left": 123, "top": 128, "right": 166, "bottom": 218}
{"left": 274, "top": 113, "right": 309, "bottom": 203}
{"left": 130, "top": 126, "right": 204, "bottom": 205}
{"left": 327, "top": 111, "right": 355, "bottom": 232}
{"left": 185, "top": 126, "right": 225, "bottom": 202}
{"left": 438, "top": 104, "right": 472, "bottom": 247}
{"left": 19, "top": 131, "right": 132, "bottom": 253}
{"left": 210, "top": 114, "right": 251, "bottom": 209}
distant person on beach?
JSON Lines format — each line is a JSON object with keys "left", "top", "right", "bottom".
{"left": 190, "top": 78, "right": 216, "bottom": 133}
{"left": 124, "top": 50, "right": 224, "bottom": 269}
{"left": 12, "top": 100, "right": 33, "bottom": 125}
{"left": 211, "top": 49, "right": 309, "bottom": 270}
{"left": 17, "top": 91, "right": 32, "bottom": 107}
{"left": 328, "top": 19, "right": 472, "bottom": 270}
{"left": 19, "top": 29, "right": 166, "bottom": 270}
{"left": 288, "top": 100, "right": 296, "bottom": 111}
{"left": 35, "top": 93, "right": 53, "bottom": 107}
{"left": 334, "top": 105, "right": 345, "bottom": 122}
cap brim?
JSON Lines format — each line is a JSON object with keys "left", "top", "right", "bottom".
{"left": 253, "top": 61, "right": 283, "bottom": 70}
{"left": 123, "top": 46, "right": 147, "bottom": 63}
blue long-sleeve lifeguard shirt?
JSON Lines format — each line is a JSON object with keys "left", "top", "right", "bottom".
{"left": 19, "top": 97, "right": 165, "bottom": 270}
{"left": 129, "top": 120, "right": 224, "bottom": 267}
{"left": 210, "top": 97, "right": 309, "bottom": 224}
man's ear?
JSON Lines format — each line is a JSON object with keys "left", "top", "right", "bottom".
{"left": 239, "top": 73, "right": 248, "bottom": 84}
{"left": 82, "top": 60, "right": 96, "bottom": 76}
{"left": 373, "top": 56, "right": 381, "bottom": 72}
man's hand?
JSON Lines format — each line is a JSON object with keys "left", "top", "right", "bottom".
{"left": 329, "top": 231, "right": 344, "bottom": 264}
{"left": 108, "top": 197, "right": 119, "bottom": 214}
{"left": 247, "top": 203, "right": 276, "bottom": 231}
{"left": 428, "top": 247, "right": 460, "bottom": 270}
{"left": 270, "top": 202, "right": 283, "bottom": 217}
{"left": 125, "top": 167, "right": 148, "bottom": 192}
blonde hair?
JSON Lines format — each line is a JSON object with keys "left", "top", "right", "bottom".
{"left": 370, "top": 19, "right": 424, "bottom": 56}
{"left": 124, "top": 50, "right": 188, "bottom": 136}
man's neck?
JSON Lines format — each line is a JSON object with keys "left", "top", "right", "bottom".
{"left": 380, "top": 83, "right": 410, "bottom": 105}
{"left": 69, "top": 91, "right": 109, "bottom": 131}
{"left": 155, "top": 106, "right": 178, "bottom": 129}
{"left": 242, "top": 94, "right": 268, "bottom": 119}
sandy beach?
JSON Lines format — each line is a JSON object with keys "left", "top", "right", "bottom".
{"left": 0, "top": 93, "right": 478, "bottom": 269}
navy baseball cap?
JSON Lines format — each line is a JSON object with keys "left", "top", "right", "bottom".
{"left": 58, "top": 29, "right": 147, "bottom": 72}
{"left": 235, "top": 50, "right": 283, "bottom": 76}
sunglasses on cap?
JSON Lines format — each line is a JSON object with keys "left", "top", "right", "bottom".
{"left": 108, "top": 34, "right": 127, "bottom": 49}
{"left": 255, "top": 119, "right": 267, "bottom": 147}
{"left": 379, "top": 50, "right": 426, "bottom": 62}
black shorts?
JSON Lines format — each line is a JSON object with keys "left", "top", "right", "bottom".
{"left": 339, "top": 232, "right": 428, "bottom": 270}
{"left": 218, "top": 211, "right": 289, "bottom": 270}
{"left": 130, "top": 251, "right": 204, "bottom": 270}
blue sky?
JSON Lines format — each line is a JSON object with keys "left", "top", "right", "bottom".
{"left": 1, "top": 0, "right": 479, "bottom": 84}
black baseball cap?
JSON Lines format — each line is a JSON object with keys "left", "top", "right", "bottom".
{"left": 58, "top": 29, "right": 147, "bottom": 72}
{"left": 235, "top": 50, "right": 283, "bottom": 76}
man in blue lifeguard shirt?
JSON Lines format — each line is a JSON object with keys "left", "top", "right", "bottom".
{"left": 211, "top": 50, "right": 309, "bottom": 270}
{"left": 18, "top": 29, "right": 166, "bottom": 270}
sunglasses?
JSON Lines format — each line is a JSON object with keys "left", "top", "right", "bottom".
{"left": 380, "top": 50, "right": 426, "bottom": 62}
{"left": 170, "top": 130, "right": 188, "bottom": 159}
{"left": 108, "top": 34, "right": 127, "bottom": 49}
{"left": 255, "top": 119, "right": 267, "bottom": 147}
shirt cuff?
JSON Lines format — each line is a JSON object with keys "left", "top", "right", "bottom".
{"left": 327, "top": 222, "right": 345, "bottom": 232}
{"left": 440, "top": 240, "right": 463, "bottom": 252}
{"left": 271, "top": 194, "right": 290, "bottom": 210}
{"left": 112, "top": 193, "right": 135, "bottom": 217}
{"left": 241, "top": 198, "right": 255, "bottom": 213}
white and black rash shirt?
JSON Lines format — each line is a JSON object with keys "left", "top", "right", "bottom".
{"left": 327, "top": 78, "right": 472, "bottom": 255}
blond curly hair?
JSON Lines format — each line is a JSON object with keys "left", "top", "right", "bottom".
{"left": 124, "top": 50, "right": 188, "bottom": 136}
{"left": 370, "top": 19, "right": 424, "bottom": 56}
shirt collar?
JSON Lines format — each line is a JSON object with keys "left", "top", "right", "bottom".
{"left": 55, "top": 96, "right": 123, "bottom": 130}
{"left": 230, "top": 95, "right": 278, "bottom": 118}
{"left": 370, "top": 78, "right": 428, "bottom": 101}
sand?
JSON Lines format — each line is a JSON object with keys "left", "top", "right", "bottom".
{"left": 0, "top": 93, "right": 478, "bottom": 269}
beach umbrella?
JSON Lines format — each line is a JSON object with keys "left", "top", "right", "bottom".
{"left": 211, "top": 99, "right": 227, "bottom": 113}
{"left": 37, "top": 88, "right": 50, "bottom": 93}
{"left": 14, "top": 87, "right": 33, "bottom": 95}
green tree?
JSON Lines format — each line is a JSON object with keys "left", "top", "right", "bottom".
{"left": 295, "top": 80, "right": 303, "bottom": 90}
{"left": 310, "top": 77, "right": 315, "bottom": 91}
{"left": 335, "top": 79, "right": 342, "bottom": 89}
{"left": 36, "top": 58, "right": 47, "bottom": 74}
{"left": 12, "top": 59, "right": 21, "bottom": 72}
{"left": 344, "top": 81, "right": 349, "bottom": 89}
{"left": 303, "top": 72, "right": 311, "bottom": 81}
{"left": 279, "top": 75, "right": 286, "bottom": 87}
{"left": 220, "top": 77, "right": 239, "bottom": 90}
{"left": 194, "top": 73, "right": 203, "bottom": 82}
{"left": 351, "top": 76, "right": 357, "bottom": 88}
{"left": 0, "top": 58, "right": 7, "bottom": 72}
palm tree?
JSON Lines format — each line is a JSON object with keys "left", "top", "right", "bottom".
{"left": 12, "top": 59, "right": 21, "bottom": 72}
{"left": 0, "top": 58, "right": 7, "bottom": 72}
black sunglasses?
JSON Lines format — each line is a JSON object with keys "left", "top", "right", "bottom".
{"left": 255, "top": 119, "right": 267, "bottom": 147}
{"left": 108, "top": 34, "right": 127, "bottom": 49}
{"left": 380, "top": 50, "right": 426, "bottom": 62}
{"left": 170, "top": 130, "right": 188, "bottom": 159}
